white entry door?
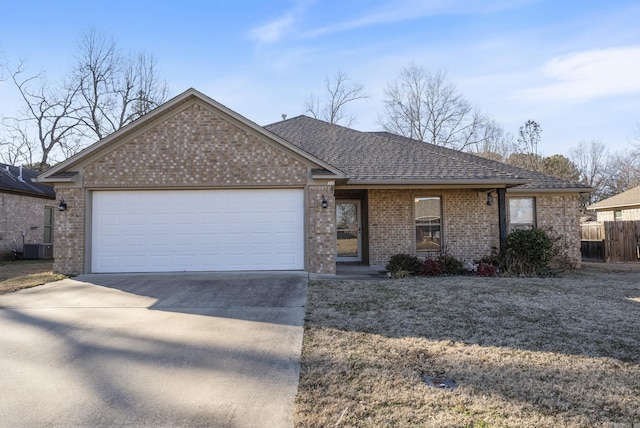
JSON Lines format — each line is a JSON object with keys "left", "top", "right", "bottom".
{"left": 91, "top": 189, "right": 304, "bottom": 273}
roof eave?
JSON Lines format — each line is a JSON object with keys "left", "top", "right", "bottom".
{"left": 341, "top": 178, "right": 531, "bottom": 187}
{"left": 37, "top": 171, "right": 80, "bottom": 184}
{"left": 0, "top": 187, "right": 56, "bottom": 200}
{"left": 589, "top": 202, "right": 640, "bottom": 211}
{"left": 509, "top": 186, "right": 593, "bottom": 194}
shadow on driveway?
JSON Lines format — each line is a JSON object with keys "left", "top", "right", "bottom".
{"left": 0, "top": 271, "right": 307, "bottom": 427}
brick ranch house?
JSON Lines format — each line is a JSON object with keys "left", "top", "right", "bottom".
{"left": 589, "top": 185, "right": 640, "bottom": 222}
{"left": 38, "top": 88, "right": 590, "bottom": 275}
{"left": 1, "top": 163, "right": 56, "bottom": 254}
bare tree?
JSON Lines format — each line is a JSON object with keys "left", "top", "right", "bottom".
{"left": 601, "top": 150, "right": 640, "bottom": 198}
{"left": 569, "top": 139, "right": 608, "bottom": 208}
{"left": 8, "top": 63, "right": 84, "bottom": 171}
{"left": 74, "top": 29, "right": 169, "bottom": 140}
{"left": 380, "top": 63, "right": 489, "bottom": 150}
{"left": 509, "top": 120, "right": 543, "bottom": 172}
{"left": 630, "top": 123, "right": 640, "bottom": 157}
{"left": 1, "top": 29, "right": 168, "bottom": 168}
{"left": 467, "top": 119, "right": 515, "bottom": 162}
{"left": 304, "top": 70, "right": 368, "bottom": 126}
{"left": 0, "top": 118, "right": 38, "bottom": 166}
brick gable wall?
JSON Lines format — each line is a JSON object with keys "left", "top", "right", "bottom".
{"left": 83, "top": 104, "right": 308, "bottom": 188}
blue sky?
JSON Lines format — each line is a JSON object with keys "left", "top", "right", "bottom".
{"left": 2, "top": 0, "right": 640, "bottom": 156}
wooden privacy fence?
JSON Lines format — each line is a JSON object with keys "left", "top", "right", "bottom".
{"left": 603, "top": 221, "right": 640, "bottom": 262}
{"left": 580, "top": 221, "right": 640, "bottom": 262}
{"left": 580, "top": 223, "right": 605, "bottom": 262}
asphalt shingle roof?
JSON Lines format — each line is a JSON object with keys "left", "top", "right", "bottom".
{"left": 0, "top": 163, "right": 56, "bottom": 198}
{"left": 589, "top": 185, "right": 640, "bottom": 210}
{"left": 265, "top": 116, "right": 590, "bottom": 191}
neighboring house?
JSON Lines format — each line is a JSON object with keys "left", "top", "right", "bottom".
{"left": 38, "top": 89, "right": 590, "bottom": 275}
{"left": 0, "top": 163, "right": 56, "bottom": 254}
{"left": 589, "top": 185, "right": 640, "bottom": 222}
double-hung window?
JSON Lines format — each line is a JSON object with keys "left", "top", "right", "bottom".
{"left": 44, "top": 207, "right": 54, "bottom": 243}
{"left": 509, "top": 197, "right": 536, "bottom": 230}
{"left": 415, "top": 197, "right": 441, "bottom": 252}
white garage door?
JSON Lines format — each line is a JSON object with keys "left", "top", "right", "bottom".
{"left": 91, "top": 189, "right": 304, "bottom": 273}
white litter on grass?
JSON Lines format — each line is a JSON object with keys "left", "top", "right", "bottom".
{"left": 422, "top": 376, "right": 457, "bottom": 389}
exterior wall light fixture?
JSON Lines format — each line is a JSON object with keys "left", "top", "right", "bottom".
{"left": 58, "top": 198, "right": 67, "bottom": 211}
{"left": 486, "top": 192, "right": 494, "bottom": 206}
{"left": 321, "top": 195, "right": 328, "bottom": 209}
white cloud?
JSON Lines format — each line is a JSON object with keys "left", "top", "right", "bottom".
{"left": 518, "top": 46, "right": 640, "bottom": 102}
{"left": 249, "top": 13, "right": 296, "bottom": 44}
{"left": 302, "top": 0, "right": 534, "bottom": 38}
{"left": 248, "top": 0, "right": 317, "bottom": 44}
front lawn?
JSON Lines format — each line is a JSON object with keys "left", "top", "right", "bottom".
{"left": 296, "top": 269, "right": 640, "bottom": 427}
{"left": 0, "top": 260, "right": 66, "bottom": 294}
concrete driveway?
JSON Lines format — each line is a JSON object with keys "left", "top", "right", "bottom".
{"left": 0, "top": 271, "right": 307, "bottom": 427}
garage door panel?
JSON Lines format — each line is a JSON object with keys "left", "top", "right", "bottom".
{"left": 126, "top": 255, "right": 146, "bottom": 268}
{"left": 92, "top": 189, "right": 304, "bottom": 273}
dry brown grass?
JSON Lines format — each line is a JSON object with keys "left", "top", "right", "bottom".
{"left": 0, "top": 260, "right": 65, "bottom": 294}
{"left": 297, "top": 268, "right": 640, "bottom": 427}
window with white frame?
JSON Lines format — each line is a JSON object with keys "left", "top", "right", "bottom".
{"left": 509, "top": 197, "right": 536, "bottom": 230}
{"left": 415, "top": 197, "right": 441, "bottom": 252}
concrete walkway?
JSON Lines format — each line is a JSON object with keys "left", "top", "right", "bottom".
{"left": 0, "top": 271, "right": 307, "bottom": 427}
{"left": 309, "top": 263, "right": 388, "bottom": 280}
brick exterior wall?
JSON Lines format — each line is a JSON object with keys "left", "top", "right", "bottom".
{"left": 54, "top": 102, "right": 315, "bottom": 275}
{"left": 53, "top": 188, "right": 85, "bottom": 274}
{"left": 596, "top": 207, "right": 640, "bottom": 222}
{"left": 83, "top": 104, "right": 308, "bottom": 188}
{"left": 0, "top": 192, "right": 55, "bottom": 253}
{"left": 368, "top": 189, "right": 500, "bottom": 266}
{"left": 367, "top": 189, "right": 582, "bottom": 268}
{"left": 307, "top": 185, "right": 336, "bottom": 274}
{"left": 535, "top": 194, "right": 582, "bottom": 267}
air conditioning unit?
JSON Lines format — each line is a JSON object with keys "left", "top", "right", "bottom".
{"left": 22, "top": 244, "right": 54, "bottom": 259}
{"left": 23, "top": 244, "right": 43, "bottom": 259}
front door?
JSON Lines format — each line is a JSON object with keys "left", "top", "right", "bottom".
{"left": 336, "top": 200, "right": 361, "bottom": 262}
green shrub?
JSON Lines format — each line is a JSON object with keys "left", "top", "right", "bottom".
{"left": 386, "top": 253, "right": 421, "bottom": 278}
{"left": 505, "top": 228, "right": 554, "bottom": 276}
{"left": 0, "top": 250, "right": 19, "bottom": 261}
{"left": 437, "top": 254, "right": 464, "bottom": 275}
